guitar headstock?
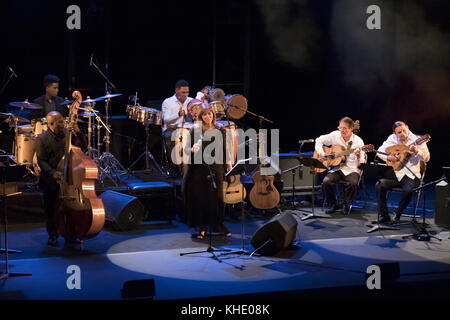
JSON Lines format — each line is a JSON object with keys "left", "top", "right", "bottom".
{"left": 362, "top": 144, "right": 374, "bottom": 152}
{"left": 416, "top": 134, "right": 431, "bottom": 145}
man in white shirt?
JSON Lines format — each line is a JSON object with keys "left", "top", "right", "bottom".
{"left": 161, "top": 80, "right": 193, "bottom": 174}
{"left": 315, "top": 117, "right": 366, "bottom": 214}
{"left": 375, "top": 121, "right": 430, "bottom": 224}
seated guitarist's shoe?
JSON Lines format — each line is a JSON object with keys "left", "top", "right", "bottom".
{"left": 325, "top": 204, "right": 338, "bottom": 214}
{"left": 393, "top": 211, "right": 402, "bottom": 222}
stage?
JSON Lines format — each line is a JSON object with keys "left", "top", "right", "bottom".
{"left": 2, "top": 182, "right": 450, "bottom": 301}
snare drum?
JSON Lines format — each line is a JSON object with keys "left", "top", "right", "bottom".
{"left": 210, "top": 101, "right": 226, "bottom": 120}
{"left": 216, "top": 120, "right": 237, "bottom": 164}
{"left": 137, "top": 107, "right": 162, "bottom": 125}
{"left": 17, "top": 125, "right": 33, "bottom": 134}
{"left": 32, "top": 118, "right": 48, "bottom": 136}
{"left": 15, "top": 134, "right": 36, "bottom": 165}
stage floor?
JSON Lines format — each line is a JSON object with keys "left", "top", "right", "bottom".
{"left": 2, "top": 201, "right": 450, "bottom": 300}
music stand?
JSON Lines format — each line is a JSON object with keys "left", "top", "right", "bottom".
{"left": 295, "top": 157, "right": 332, "bottom": 221}
{"left": 359, "top": 162, "right": 400, "bottom": 233}
{"left": 0, "top": 164, "right": 32, "bottom": 279}
{"left": 220, "top": 158, "right": 258, "bottom": 256}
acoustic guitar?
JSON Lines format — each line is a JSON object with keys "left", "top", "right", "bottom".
{"left": 223, "top": 174, "right": 246, "bottom": 204}
{"left": 249, "top": 132, "right": 280, "bottom": 210}
{"left": 313, "top": 144, "right": 374, "bottom": 173}
{"left": 372, "top": 134, "right": 430, "bottom": 171}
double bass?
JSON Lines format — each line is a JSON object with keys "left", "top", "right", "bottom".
{"left": 54, "top": 91, "right": 105, "bottom": 242}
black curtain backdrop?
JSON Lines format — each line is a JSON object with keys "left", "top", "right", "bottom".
{"left": 0, "top": 0, "right": 449, "bottom": 179}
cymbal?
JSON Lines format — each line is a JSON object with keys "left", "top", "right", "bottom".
{"left": 95, "top": 93, "right": 122, "bottom": 100}
{"left": 9, "top": 101, "right": 43, "bottom": 109}
{"left": 82, "top": 98, "right": 98, "bottom": 103}
{"left": 61, "top": 99, "right": 74, "bottom": 105}
{"left": 79, "top": 112, "right": 100, "bottom": 117}
{"left": 0, "top": 112, "right": 30, "bottom": 123}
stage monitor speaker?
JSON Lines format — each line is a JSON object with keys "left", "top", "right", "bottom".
{"left": 435, "top": 181, "right": 450, "bottom": 226}
{"left": 121, "top": 278, "right": 155, "bottom": 300}
{"left": 99, "top": 190, "right": 145, "bottom": 231}
{"left": 279, "top": 158, "right": 316, "bottom": 189}
{"left": 250, "top": 211, "right": 298, "bottom": 256}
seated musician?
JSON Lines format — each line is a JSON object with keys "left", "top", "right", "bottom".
{"left": 161, "top": 80, "right": 193, "bottom": 174}
{"left": 315, "top": 117, "right": 366, "bottom": 214}
{"left": 375, "top": 121, "right": 430, "bottom": 224}
{"left": 36, "top": 111, "right": 86, "bottom": 247}
{"left": 32, "top": 74, "right": 67, "bottom": 118}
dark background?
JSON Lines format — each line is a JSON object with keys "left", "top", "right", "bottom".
{"left": 1, "top": 0, "right": 449, "bottom": 179}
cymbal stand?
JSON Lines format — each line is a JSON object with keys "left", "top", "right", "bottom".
{"left": 128, "top": 121, "right": 166, "bottom": 175}
{"left": 90, "top": 57, "right": 126, "bottom": 181}
{"left": 97, "top": 96, "right": 127, "bottom": 182}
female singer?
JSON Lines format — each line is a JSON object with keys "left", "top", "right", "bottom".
{"left": 183, "top": 108, "right": 232, "bottom": 239}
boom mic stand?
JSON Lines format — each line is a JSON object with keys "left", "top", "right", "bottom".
{"left": 402, "top": 176, "right": 446, "bottom": 242}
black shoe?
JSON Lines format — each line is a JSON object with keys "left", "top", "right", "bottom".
{"left": 47, "top": 234, "right": 58, "bottom": 246}
{"left": 378, "top": 215, "right": 391, "bottom": 225}
{"left": 393, "top": 211, "right": 402, "bottom": 222}
{"left": 325, "top": 205, "right": 338, "bottom": 214}
{"left": 64, "top": 239, "right": 82, "bottom": 251}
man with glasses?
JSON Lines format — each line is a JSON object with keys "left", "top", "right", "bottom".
{"left": 315, "top": 117, "right": 366, "bottom": 214}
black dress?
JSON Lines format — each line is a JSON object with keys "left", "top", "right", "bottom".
{"left": 183, "top": 126, "right": 228, "bottom": 233}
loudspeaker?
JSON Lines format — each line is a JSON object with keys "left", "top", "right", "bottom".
{"left": 99, "top": 190, "right": 145, "bottom": 231}
{"left": 435, "top": 181, "right": 450, "bottom": 226}
{"left": 250, "top": 211, "right": 298, "bottom": 256}
{"left": 121, "top": 279, "right": 155, "bottom": 300}
{"left": 279, "top": 157, "right": 316, "bottom": 190}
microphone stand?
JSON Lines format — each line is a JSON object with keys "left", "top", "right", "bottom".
{"left": 0, "top": 70, "right": 16, "bottom": 99}
{"left": 180, "top": 163, "right": 231, "bottom": 262}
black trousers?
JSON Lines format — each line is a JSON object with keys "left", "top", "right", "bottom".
{"left": 322, "top": 170, "right": 360, "bottom": 207}
{"left": 39, "top": 174, "right": 60, "bottom": 237}
{"left": 376, "top": 175, "right": 420, "bottom": 218}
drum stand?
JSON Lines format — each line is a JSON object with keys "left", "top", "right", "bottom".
{"left": 128, "top": 122, "right": 166, "bottom": 175}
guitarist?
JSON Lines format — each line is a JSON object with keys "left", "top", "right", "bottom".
{"left": 36, "top": 111, "right": 86, "bottom": 247}
{"left": 375, "top": 121, "right": 430, "bottom": 224}
{"left": 315, "top": 117, "right": 367, "bottom": 214}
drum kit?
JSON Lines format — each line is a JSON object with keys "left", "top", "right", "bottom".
{"left": 0, "top": 101, "right": 47, "bottom": 176}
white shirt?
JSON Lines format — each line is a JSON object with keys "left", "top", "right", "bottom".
{"left": 315, "top": 130, "right": 366, "bottom": 176}
{"left": 377, "top": 131, "right": 430, "bottom": 181}
{"left": 161, "top": 94, "right": 193, "bottom": 131}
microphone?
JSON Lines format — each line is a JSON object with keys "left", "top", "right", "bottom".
{"left": 89, "top": 53, "right": 94, "bottom": 66}
{"left": 298, "top": 139, "right": 314, "bottom": 144}
{"left": 8, "top": 66, "right": 18, "bottom": 78}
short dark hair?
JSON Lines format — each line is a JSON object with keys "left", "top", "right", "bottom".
{"left": 43, "top": 74, "right": 60, "bottom": 88}
{"left": 392, "top": 121, "right": 406, "bottom": 132}
{"left": 175, "top": 80, "right": 189, "bottom": 89}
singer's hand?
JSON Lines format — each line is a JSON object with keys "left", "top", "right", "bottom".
{"left": 355, "top": 148, "right": 361, "bottom": 158}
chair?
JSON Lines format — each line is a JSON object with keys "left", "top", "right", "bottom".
{"left": 388, "top": 161, "right": 427, "bottom": 223}
{"left": 322, "top": 170, "right": 365, "bottom": 215}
